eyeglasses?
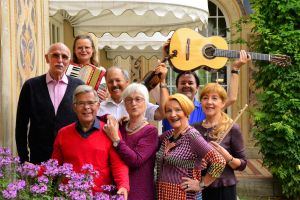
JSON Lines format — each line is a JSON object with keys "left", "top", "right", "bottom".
{"left": 77, "top": 46, "right": 92, "bottom": 51}
{"left": 74, "top": 101, "right": 98, "bottom": 107}
{"left": 49, "top": 53, "right": 70, "bottom": 61}
{"left": 124, "top": 97, "right": 145, "bottom": 105}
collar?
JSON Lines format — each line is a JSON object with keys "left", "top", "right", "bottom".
{"left": 193, "top": 98, "right": 201, "bottom": 108}
{"left": 46, "top": 72, "right": 68, "bottom": 84}
{"left": 75, "top": 117, "right": 100, "bottom": 132}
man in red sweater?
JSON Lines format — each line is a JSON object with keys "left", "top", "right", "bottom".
{"left": 52, "top": 85, "right": 129, "bottom": 199}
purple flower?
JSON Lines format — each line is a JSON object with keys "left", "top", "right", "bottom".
{"left": 41, "top": 159, "right": 60, "bottom": 177}
{"left": 15, "top": 180, "right": 26, "bottom": 190}
{"left": 94, "top": 192, "right": 110, "bottom": 200}
{"left": 2, "top": 188, "right": 17, "bottom": 199}
{"left": 59, "top": 163, "right": 74, "bottom": 176}
{"left": 101, "top": 185, "right": 117, "bottom": 193}
{"left": 0, "top": 147, "right": 11, "bottom": 156}
{"left": 81, "top": 163, "right": 99, "bottom": 178}
{"left": 38, "top": 175, "right": 49, "bottom": 184}
{"left": 17, "top": 162, "right": 39, "bottom": 177}
{"left": 111, "top": 194, "right": 125, "bottom": 200}
{"left": 68, "top": 190, "right": 87, "bottom": 200}
{"left": 30, "top": 183, "right": 48, "bottom": 194}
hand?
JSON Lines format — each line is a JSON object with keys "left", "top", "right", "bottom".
{"left": 232, "top": 50, "right": 251, "bottom": 70}
{"left": 117, "top": 187, "right": 128, "bottom": 200}
{"left": 210, "top": 141, "right": 232, "bottom": 161}
{"left": 180, "top": 177, "right": 201, "bottom": 192}
{"left": 162, "top": 38, "right": 171, "bottom": 58}
{"left": 97, "top": 89, "right": 107, "bottom": 102}
{"left": 154, "top": 60, "right": 168, "bottom": 82}
{"left": 103, "top": 115, "right": 120, "bottom": 142}
{"left": 119, "top": 116, "right": 129, "bottom": 126}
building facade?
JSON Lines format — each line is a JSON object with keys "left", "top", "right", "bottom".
{"left": 0, "top": 0, "right": 255, "bottom": 156}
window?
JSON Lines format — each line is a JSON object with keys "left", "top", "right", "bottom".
{"left": 167, "top": 1, "right": 229, "bottom": 97}
{"left": 49, "top": 15, "right": 64, "bottom": 44}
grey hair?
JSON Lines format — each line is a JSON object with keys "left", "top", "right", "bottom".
{"left": 105, "top": 66, "right": 130, "bottom": 81}
{"left": 47, "top": 42, "right": 70, "bottom": 54}
{"left": 73, "top": 85, "right": 99, "bottom": 103}
{"left": 122, "top": 83, "right": 149, "bottom": 106}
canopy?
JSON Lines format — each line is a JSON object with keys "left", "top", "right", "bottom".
{"left": 49, "top": 0, "right": 208, "bottom": 58}
{"left": 49, "top": 0, "right": 208, "bottom": 37}
{"left": 99, "top": 32, "right": 174, "bottom": 59}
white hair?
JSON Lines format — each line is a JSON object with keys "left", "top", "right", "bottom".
{"left": 122, "top": 83, "right": 149, "bottom": 106}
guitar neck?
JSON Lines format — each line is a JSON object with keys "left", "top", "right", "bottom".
{"left": 214, "top": 49, "right": 271, "bottom": 61}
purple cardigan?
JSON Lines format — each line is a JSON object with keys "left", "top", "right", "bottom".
{"left": 115, "top": 123, "right": 158, "bottom": 200}
{"left": 193, "top": 123, "right": 247, "bottom": 187}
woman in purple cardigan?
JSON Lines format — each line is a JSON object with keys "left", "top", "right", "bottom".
{"left": 193, "top": 83, "right": 247, "bottom": 200}
{"left": 104, "top": 83, "right": 158, "bottom": 200}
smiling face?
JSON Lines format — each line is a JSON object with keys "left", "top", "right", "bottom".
{"left": 74, "top": 38, "right": 94, "bottom": 65}
{"left": 73, "top": 91, "right": 100, "bottom": 127}
{"left": 106, "top": 68, "right": 129, "bottom": 103}
{"left": 201, "top": 92, "right": 225, "bottom": 119}
{"left": 124, "top": 92, "right": 146, "bottom": 119}
{"left": 176, "top": 74, "right": 199, "bottom": 100}
{"left": 165, "top": 100, "right": 189, "bottom": 131}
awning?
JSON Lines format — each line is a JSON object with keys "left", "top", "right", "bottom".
{"left": 49, "top": 0, "right": 208, "bottom": 37}
{"left": 99, "top": 32, "right": 173, "bottom": 59}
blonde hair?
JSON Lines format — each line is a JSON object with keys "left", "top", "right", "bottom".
{"left": 166, "top": 93, "right": 195, "bottom": 116}
{"left": 200, "top": 83, "right": 232, "bottom": 141}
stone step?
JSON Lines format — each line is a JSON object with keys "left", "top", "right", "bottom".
{"left": 236, "top": 159, "right": 283, "bottom": 198}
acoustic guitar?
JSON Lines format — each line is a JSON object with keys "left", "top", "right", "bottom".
{"left": 168, "top": 28, "right": 291, "bottom": 71}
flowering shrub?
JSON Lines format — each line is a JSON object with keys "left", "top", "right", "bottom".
{"left": 0, "top": 147, "right": 124, "bottom": 200}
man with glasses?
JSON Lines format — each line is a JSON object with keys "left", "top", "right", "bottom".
{"left": 52, "top": 85, "right": 129, "bottom": 199}
{"left": 97, "top": 65, "right": 168, "bottom": 121}
{"left": 15, "top": 43, "right": 84, "bottom": 164}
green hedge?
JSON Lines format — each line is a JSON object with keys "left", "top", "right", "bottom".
{"left": 250, "top": 0, "right": 300, "bottom": 198}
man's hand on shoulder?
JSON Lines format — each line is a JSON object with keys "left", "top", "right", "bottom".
{"left": 117, "top": 187, "right": 128, "bottom": 200}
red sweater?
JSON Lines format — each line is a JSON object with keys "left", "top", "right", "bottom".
{"left": 52, "top": 121, "right": 129, "bottom": 191}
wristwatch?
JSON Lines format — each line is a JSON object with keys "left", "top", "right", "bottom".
{"left": 160, "top": 82, "right": 168, "bottom": 88}
{"left": 113, "top": 140, "right": 120, "bottom": 148}
{"left": 231, "top": 69, "right": 240, "bottom": 74}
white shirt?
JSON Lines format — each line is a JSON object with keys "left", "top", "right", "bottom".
{"left": 97, "top": 97, "right": 159, "bottom": 121}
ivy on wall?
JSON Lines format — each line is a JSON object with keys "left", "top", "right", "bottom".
{"left": 250, "top": 0, "right": 300, "bottom": 198}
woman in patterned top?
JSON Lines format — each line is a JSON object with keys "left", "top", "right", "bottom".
{"left": 193, "top": 83, "right": 247, "bottom": 200}
{"left": 156, "top": 93, "right": 226, "bottom": 200}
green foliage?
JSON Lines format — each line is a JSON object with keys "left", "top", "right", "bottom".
{"left": 250, "top": 0, "right": 300, "bottom": 198}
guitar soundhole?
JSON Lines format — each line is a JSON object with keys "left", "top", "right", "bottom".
{"left": 203, "top": 45, "right": 216, "bottom": 59}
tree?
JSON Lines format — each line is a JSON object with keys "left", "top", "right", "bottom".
{"left": 250, "top": 0, "right": 300, "bottom": 198}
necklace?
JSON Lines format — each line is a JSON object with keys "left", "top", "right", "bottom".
{"left": 170, "top": 125, "right": 190, "bottom": 142}
{"left": 125, "top": 119, "right": 146, "bottom": 133}
{"left": 164, "top": 125, "right": 190, "bottom": 155}
{"left": 202, "top": 119, "right": 218, "bottom": 128}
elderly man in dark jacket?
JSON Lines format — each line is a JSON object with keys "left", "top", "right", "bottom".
{"left": 15, "top": 43, "right": 84, "bottom": 164}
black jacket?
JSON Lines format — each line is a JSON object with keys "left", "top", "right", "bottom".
{"left": 15, "top": 74, "right": 84, "bottom": 164}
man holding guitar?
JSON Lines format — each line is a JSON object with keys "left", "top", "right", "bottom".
{"left": 162, "top": 44, "right": 251, "bottom": 132}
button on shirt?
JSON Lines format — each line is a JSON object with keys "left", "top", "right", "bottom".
{"left": 97, "top": 97, "right": 159, "bottom": 121}
{"left": 46, "top": 73, "right": 68, "bottom": 115}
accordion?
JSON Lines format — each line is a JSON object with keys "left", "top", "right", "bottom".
{"left": 66, "top": 64, "right": 106, "bottom": 91}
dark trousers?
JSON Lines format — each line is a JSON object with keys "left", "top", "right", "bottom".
{"left": 202, "top": 185, "right": 237, "bottom": 200}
